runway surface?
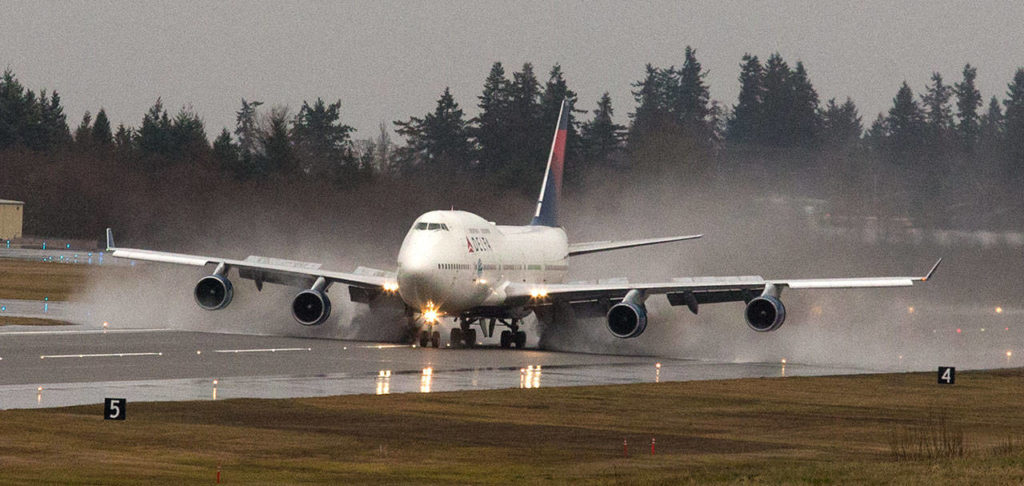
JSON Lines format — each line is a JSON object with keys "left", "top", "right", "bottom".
{"left": 0, "top": 325, "right": 873, "bottom": 410}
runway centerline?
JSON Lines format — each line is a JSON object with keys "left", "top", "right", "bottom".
{"left": 40, "top": 352, "right": 164, "bottom": 359}
{"left": 213, "top": 347, "right": 313, "bottom": 354}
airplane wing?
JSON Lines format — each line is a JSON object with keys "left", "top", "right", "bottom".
{"left": 506, "top": 259, "right": 941, "bottom": 311}
{"left": 567, "top": 234, "right": 703, "bottom": 256}
{"left": 104, "top": 229, "right": 393, "bottom": 291}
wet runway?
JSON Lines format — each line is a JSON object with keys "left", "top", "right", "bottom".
{"left": 0, "top": 327, "right": 873, "bottom": 410}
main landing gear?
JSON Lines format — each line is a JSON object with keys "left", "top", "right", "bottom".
{"left": 448, "top": 317, "right": 527, "bottom": 349}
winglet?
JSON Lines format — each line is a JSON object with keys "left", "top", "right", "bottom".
{"left": 106, "top": 228, "right": 116, "bottom": 251}
{"left": 921, "top": 258, "right": 942, "bottom": 281}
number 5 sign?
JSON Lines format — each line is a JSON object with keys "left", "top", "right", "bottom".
{"left": 104, "top": 398, "right": 127, "bottom": 420}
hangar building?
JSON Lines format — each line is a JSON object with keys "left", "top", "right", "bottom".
{"left": 0, "top": 199, "right": 24, "bottom": 240}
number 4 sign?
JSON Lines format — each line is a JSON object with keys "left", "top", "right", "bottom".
{"left": 937, "top": 367, "right": 955, "bottom": 385}
{"left": 104, "top": 398, "right": 126, "bottom": 420}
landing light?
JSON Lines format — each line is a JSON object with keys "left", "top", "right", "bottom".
{"left": 530, "top": 288, "right": 548, "bottom": 299}
{"left": 382, "top": 282, "right": 399, "bottom": 293}
{"left": 422, "top": 303, "right": 441, "bottom": 323}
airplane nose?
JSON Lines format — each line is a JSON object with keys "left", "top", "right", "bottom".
{"left": 397, "top": 257, "right": 433, "bottom": 307}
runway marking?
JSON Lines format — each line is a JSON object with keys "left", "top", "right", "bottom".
{"left": 213, "top": 347, "right": 312, "bottom": 354}
{"left": 0, "top": 328, "right": 174, "bottom": 336}
{"left": 40, "top": 352, "right": 163, "bottom": 359}
{"left": 352, "top": 344, "right": 413, "bottom": 349}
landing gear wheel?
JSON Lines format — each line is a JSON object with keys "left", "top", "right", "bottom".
{"left": 500, "top": 330, "right": 512, "bottom": 348}
{"left": 418, "top": 330, "right": 429, "bottom": 348}
{"left": 450, "top": 328, "right": 463, "bottom": 347}
{"left": 514, "top": 331, "right": 527, "bottom": 349}
{"left": 464, "top": 329, "right": 477, "bottom": 348}
{"left": 431, "top": 330, "right": 441, "bottom": 348}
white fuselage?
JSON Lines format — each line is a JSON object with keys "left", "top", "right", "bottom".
{"left": 396, "top": 210, "right": 568, "bottom": 315}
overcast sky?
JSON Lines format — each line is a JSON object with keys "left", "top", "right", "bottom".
{"left": 3, "top": 1, "right": 1023, "bottom": 139}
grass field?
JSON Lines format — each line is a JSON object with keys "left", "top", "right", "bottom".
{"left": 0, "top": 259, "right": 96, "bottom": 301}
{"left": 0, "top": 316, "right": 72, "bottom": 326}
{"left": 2, "top": 369, "right": 1024, "bottom": 484}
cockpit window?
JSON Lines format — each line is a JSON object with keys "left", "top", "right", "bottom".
{"left": 415, "top": 222, "right": 449, "bottom": 231}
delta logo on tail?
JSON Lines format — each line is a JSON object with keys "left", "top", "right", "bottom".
{"left": 530, "top": 99, "right": 569, "bottom": 227}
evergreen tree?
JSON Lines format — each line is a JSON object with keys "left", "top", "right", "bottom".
{"left": 291, "top": 98, "right": 356, "bottom": 178}
{"left": 979, "top": 96, "right": 1004, "bottom": 146}
{"left": 886, "top": 82, "right": 926, "bottom": 161}
{"left": 137, "top": 98, "right": 173, "bottom": 158}
{"left": 580, "top": 92, "right": 625, "bottom": 164}
{"left": 234, "top": 98, "right": 264, "bottom": 176}
{"left": 91, "top": 108, "right": 113, "bottom": 146}
{"left": 74, "top": 111, "right": 93, "bottom": 145}
{"left": 670, "top": 46, "right": 711, "bottom": 134}
{"left": 788, "top": 61, "right": 820, "bottom": 146}
{"left": 394, "top": 87, "right": 473, "bottom": 174}
{"left": 820, "top": 97, "right": 862, "bottom": 148}
{"left": 504, "top": 62, "right": 544, "bottom": 187}
{"left": 954, "top": 64, "right": 983, "bottom": 152}
{"left": 1005, "top": 68, "right": 1024, "bottom": 165}
{"left": 40, "top": 91, "right": 70, "bottom": 149}
{"left": 727, "top": 54, "right": 764, "bottom": 144}
{"left": 475, "top": 62, "right": 512, "bottom": 177}
{"left": 169, "top": 106, "right": 208, "bottom": 160}
{"left": 628, "top": 63, "right": 671, "bottom": 144}
{"left": 261, "top": 107, "right": 296, "bottom": 175}
{"left": 760, "top": 53, "right": 792, "bottom": 146}
{"left": 540, "top": 64, "right": 582, "bottom": 165}
{"left": 920, "top": 72, "right": 954, "bottom": 151}
{"left": 113, "top": 124, "right": 133, "bottom": 156}
{"left": 863, "top": 112, "right": 888, "bottom": 153}
{"left": 211, "top": 128, "right": 238, "bottom": 170}
{"left": 0, "top": 69, "right": 28, "bottom": 148}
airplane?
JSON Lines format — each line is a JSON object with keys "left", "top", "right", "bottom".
{"left": 104, "top": 99, "right": 940, "bottom": 349}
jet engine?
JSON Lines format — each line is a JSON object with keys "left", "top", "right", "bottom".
{"left": 194, "top": 274, "right": 233, "bottom": 310}
{"left": 292, "top": 288, "right": 332, "bottom": 326}
{"left": 606, "top": 290, "right": 648, "bottom": 338}
{"left": 745, "top": 295, "right": 786, "bottom": 332}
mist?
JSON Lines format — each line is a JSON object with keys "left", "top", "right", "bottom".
{"left": 66, "top": 153, "right": 1022, "bottom": 373}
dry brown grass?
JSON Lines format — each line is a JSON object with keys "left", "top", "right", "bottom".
{"left": 2, "top": 369, "right": 1024, "bottom": 484}
{"left": 0, "top": 259, "right": 123, "bottom": 301}
{"left": 0, "top": 316, "right": 72, "bottom": 326}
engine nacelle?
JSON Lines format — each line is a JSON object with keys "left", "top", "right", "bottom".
{"left": 606, "top": 290, "right": 648, "bottom": 338}
{"left": 194, "top": 274, "right": 233, "bottom": 310}
{"left": 745, "top": 295, "right": 786, "bottom": 332}
{"left": 292, "top": 289, "right": 332, "bottom": 326}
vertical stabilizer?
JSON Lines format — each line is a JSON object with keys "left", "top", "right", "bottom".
{"left": 530, "top": 99, "right": 569, "bottom": 226}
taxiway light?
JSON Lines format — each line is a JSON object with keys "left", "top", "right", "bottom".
{"left": 996, "top": 307, "right": 1004, "bottom": 314}
{"left": 1, "top": 306, "right": 5, "bottom": 311}
{"left": 1007, "top": 351, "right": 1013, "bottom": 358}
{"left": 102, "top": 321, "right": 109, "bottom": 328}
{"left": 655, "top": 362, "right": 661, "bottom": 369}
{"left": 907, "top": 306, "right": 915, "bottom": 314}
{"left": 780, "top": 358, "right": 787, "bottom": 364}
{"left": 37, "top": 387, "right": 42, "bottom": 392}
{"left": 212, "top": 379, "right": 219, "bottom": 385}
{"left": 957, "top": 328, "right": 962, "bottom": 334}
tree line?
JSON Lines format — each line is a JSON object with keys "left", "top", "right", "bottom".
{"left": 2, "top": 49, "right": 1024, "bottom": 238}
